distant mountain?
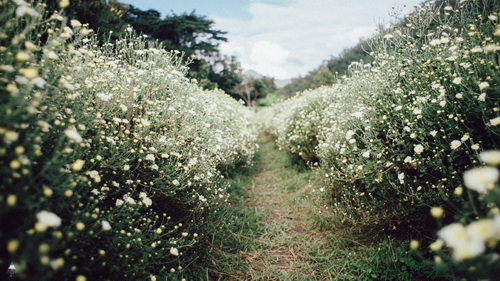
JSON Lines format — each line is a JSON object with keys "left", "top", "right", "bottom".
{"left": 244, "top": 70, "right": 264, "bottom": 79}
{"left": 243, "top": 70, "right": 291, "bottom": 88}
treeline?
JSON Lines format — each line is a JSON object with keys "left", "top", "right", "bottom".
{"left": 42, "top": 0, "right": 275, "bottom": 105}
{"left": 276, "top": 41, "right": 373, "bottom": 96}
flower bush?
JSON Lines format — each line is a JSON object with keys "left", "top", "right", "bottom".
{"left": 0, "top": 1, "right": 257, "bottom": 280}
{"left": 264, "top": 0, "right": 499, "bottom": 276}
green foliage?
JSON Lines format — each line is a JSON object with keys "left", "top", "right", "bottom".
{"left": 277, "top": 41, "right": 373, "bottom": 96}
{"left": 235, "top": 75, "right": 277, "bottom": 106}
{"left": 0, "top": 1, "right": 258, "bottom": 280}
{"left": 207, "top": 55, "right": 243, "bottom": 98}
{"left": 122, "top": 6, "right": 246, "bottom": 96}
{"left": 263, "top": 0, "right": 499, "bottom": 279}
{"left": 45, "top": 0, "right": 127, "bottom": 39}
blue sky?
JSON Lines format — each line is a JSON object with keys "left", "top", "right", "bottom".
{"left": 123, "top": 0, "right": 424, "bottom": 79}
{"left": 124, "top": 0, "right": 253, "bottom": 19}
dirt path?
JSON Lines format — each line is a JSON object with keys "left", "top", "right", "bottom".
{"left": 238, "top": 134, "right": 327, "bottom": 280}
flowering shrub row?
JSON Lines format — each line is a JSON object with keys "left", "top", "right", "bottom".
{"left": 0, "top": 1, "right": 257, "bottom": 280}
{"left": 263, "top": 0, "right": 499, "bottom": 277}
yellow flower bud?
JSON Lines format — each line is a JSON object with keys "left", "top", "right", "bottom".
{"left": 58, "top": 0, "right": 70, "bottom": 8}
{"left": 76, "top": 222, "right": 85, "bottom": 231}
{"left": 15, "top": 51, "right": 31, "bottom": 62}
{"left": 7, "top": 240, "right": 19, "bottom": 253}
{"left": 7, "top": 194, "right": 17, "bottom": 206}
{"left": 19, "top": 67, "right": 39, "bottom": 80}
{"left": 430, "top": 207, "right": 444, "bottom": 218}
{"left": 71, "top": 159, "right": 85, "bottom": 171}
{"left": 410, "top": 240, "right": 419, "bottom": 250}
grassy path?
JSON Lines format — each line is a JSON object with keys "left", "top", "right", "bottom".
{"left": 236, "top": 133, "right": 329, "bottom": 280}
{"left": 214, "top": 133, "right": 420, "bottom": 280}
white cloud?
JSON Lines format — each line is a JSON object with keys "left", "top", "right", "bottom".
{"left": 212, "top": 0, "right": 423, "bottom": 79}
{"left": 327, "top": 26, "right": 377, "bottom": 51}
{"left": 249, "top": 40, "right": 290, "bottom": 78}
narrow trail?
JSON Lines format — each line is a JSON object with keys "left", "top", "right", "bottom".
{"left": 237, "top": 133, "right": 329, "bottom": 280}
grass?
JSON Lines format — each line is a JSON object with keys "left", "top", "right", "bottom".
{"left": 204, "top": 132, "right": 452, "bottom": 280}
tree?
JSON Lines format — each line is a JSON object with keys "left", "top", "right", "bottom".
{"left": 45, "top": 0, "right": 127, "bottom": 39}
{"left": 208, "top": 56, "right": 243, "bottom": 97}
{"left": 235, "top": 76, "right": 276, "bottom": 106}
{"left": 122, "top": 7, "right": 243, "bottom": 95}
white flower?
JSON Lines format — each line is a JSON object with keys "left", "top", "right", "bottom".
{"left": 70, "top": 19, "right": 82, "bottom": 28}
{"left": 471, "top": 144, "right": 480, "bottom": 150}
{"left": 362, "top": 150, "right": 371, "bottom": 158}
{"left": 414, "top": 144, "right": 424, "bottom": 154}
{"left": 460, "top": 134, "right": 469, "bottom": 142}
{"left": 430, "top": 130, "right": 438, "bottom": 137}
{"left": 478, "top": 81, "right": 490, "bottom": 90}
{"left": 49, "top": 258, "right": 65, "bottom": 270}
{"left": 455, "top": 93, "right": 463, "bottom": 99}
{"left": 479, "top": 150, "right": 500, "bottom": 166}
{"left": 115, "top": 199, "right": 124, "bottom": 206}
{"left": 404, "top": 156, "right": 413, "bottom": 163}
{"left": 437, "top": 223, "right": 468, "bottom": 248}
{"left": 101, "top": 220, "right": 111, "bottom": 231}
{"left": 88, "top": 170, "right": 100, "bottom": 180}
{"left": 478, "top": 93, "right": 486, "bottom": 101}
{"left": 463, "top": 167, "right": 499, "bottom": 194}
{"left": 398, "top": 173, "right": 405, "bottom": 183}
{"left": 142, "top": 197, "right": 152, "bottom": 207}
{"left": 124, "top": 195, "right": 136, "bottom": 205}
{"left": 483, "top": 44, "right": 500, "bottom": 53}
{"left": 450, "top": 140, "right": 461, "bottom": 150}
{"left": 64, "top": 128, "right": 82, "bottom": 143}
{"left": 170, "top": 247, "right": 179, "bottom": 256}
{"left": 145, "top": 154, "right": 155, "bottom": 161}
{"left": 97, "top": 93, "right": 111, "bottom": 102}
{"left": 490, "top": 117, "right": 500, "bottom": 126}
{"left": 31, "top": 77, "right": 46, "bottom": 89}
{"left": 466, "top": 219, "right": 495, "bottom": 243}
{"left": 429, "top": 239, "right": 444, "bottom": 251}
{"left": 0, "top": 65, "right": 15, "bottom": 72}
{"left": 36, "top": 211, "right": 62, "bottom": 228}
{"left": 430, "top": 39, "right": 441, "bottom": 46}
{"left": 351, "top": 112, "right": 363, "bottom": 118}
{"left": 16, "top": 5, "right": 40, "bottom": 17}
{"left": 172, "top": 179, "right": 180, "bottom": 186}
{"left": 345, "top": 130, "right": 355, "bottom": 140}
{"left": 471, "top": 46, "right": 483, "bottom": 53}
{"left": 452, "top": 240, "right": 485, "bottom": 261}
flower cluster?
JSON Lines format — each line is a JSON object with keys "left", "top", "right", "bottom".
{"left": 429, "top": 150, "right": 499, "bottom": 277}
{"left": 0, "top": 1, "right": 257, "bottom": 280}
{"left": 263, "top": 0, "right": 499, "bottom": 258}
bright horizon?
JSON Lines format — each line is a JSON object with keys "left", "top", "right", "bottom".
{"left": 122, "top": 0, "right": 424, "bottom": 80}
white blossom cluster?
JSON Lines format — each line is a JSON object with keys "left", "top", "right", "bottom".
{"left": 0, "top": 1, "right": 257, "bottom": 279}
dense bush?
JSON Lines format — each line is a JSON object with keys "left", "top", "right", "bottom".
{"left": 0, "top": 1, "right": 257, "bottom": 280}
{"left": 264, "top": 0, "right": 499, "bottom": 278}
